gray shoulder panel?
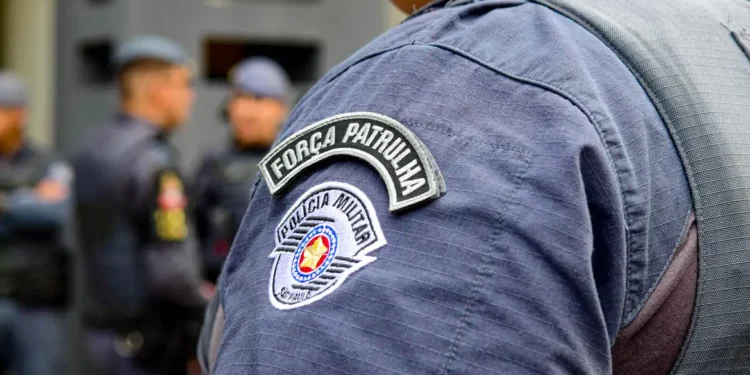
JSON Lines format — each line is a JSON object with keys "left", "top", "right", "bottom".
{"left": 529, "top": 0, "right": 750, "bottom": 373}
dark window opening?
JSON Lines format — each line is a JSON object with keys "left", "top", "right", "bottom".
{"left": 203, "top": 38, "right": 320, "bottom": 85}
{"left": 84, "top": 0, "right": 114, "bottom": 6}
{"left": 78, "top": 39, "right": 113, "bottom": 85}
{"left": 204, "top": 0, "right": 323, "bottom": 6}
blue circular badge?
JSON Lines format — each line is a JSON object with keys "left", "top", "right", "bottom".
{"left": 291, "top": 224, "right": 338, "bottom": 283}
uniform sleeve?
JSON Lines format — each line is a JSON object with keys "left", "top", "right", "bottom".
{"left": 129, "top": 153, "right": 207, "bottom": 308}
{"left": 0, "top": 161, "right": 73, "bottom": 233}
{"left": 212, "top": 45, "right": 629, "bottom": 374}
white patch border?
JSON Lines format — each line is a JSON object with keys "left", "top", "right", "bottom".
{"left": 268, "top": 181, "right": 387, "bottom": 310}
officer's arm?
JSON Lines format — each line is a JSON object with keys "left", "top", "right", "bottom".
{"left": 130, "top": 156, "right": 207, "bottom": 308}
{"left": 198, "top": 287, "right": 224, "bottom": 375}
{"left": 0, "top": 161, "right": 73, "bottom": 232}
{"left": 192, "top": 154, "right": 219, "bottom": 248}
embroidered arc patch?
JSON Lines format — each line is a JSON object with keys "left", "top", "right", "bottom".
{"left": 268, "top": 182, "right": 386, "bottom": 310}
{"left": 259, "top": 112, "right": 446, "bottom": 213}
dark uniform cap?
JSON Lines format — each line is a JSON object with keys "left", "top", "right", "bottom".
{"left": 0, "top": 71, "right": 27, "bottom": 108}
{"left": 230, "top": 57, "right": 290, "bottom": 101}
{"left": 114, "top": 35, "right": 191, "bottom": 72}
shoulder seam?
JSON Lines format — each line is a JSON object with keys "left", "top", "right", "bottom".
{"left": 322, "top": 42, "right": 415, "bottom": 86}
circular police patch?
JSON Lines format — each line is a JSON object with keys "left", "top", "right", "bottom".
{"left": 268, "top": 182, "right": 386, "bottom": 310}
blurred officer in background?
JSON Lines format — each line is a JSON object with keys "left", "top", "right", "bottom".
{"left": 0, "top": 71, "right": 72, "bottom": 375}
{"left": 192, "top": 57, "right": 289, "bottom": 285}
{"left": 73, "top": 35, "right": 207, "bottom": 375}
{"left": 200, "top": 0, "right": 750, "bottom": 374}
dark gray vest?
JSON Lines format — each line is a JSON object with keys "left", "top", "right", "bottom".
{"left": 0, "top": 146, "right": 69, "bottom": 307}
{"left": 0, "top": 147, "right": 59, "bottom": 250}
{"left": 214, "top": 149, "right": 262, "bottom": 229}
{"left": 202, "top": 148, "right": 262, "bottom": 278}
{"left": 74, "top": 121, "right": 167, "bottom": 320}
{"left": 530, "top": 0, "right": 750, "bottom": 373}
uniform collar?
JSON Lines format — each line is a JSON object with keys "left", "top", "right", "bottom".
{"left": 408, "top": 0, "right": 478, "bottom": 19}
{"left": 114, "top": 112, "right": 168, "bottom": 140}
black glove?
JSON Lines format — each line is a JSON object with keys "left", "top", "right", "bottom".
{"left": 127, "top": 303, "right": 207, "bottom": 372}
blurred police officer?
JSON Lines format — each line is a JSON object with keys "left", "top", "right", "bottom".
{"left": 74, "top": 35, "right": 207, "bottom": 375}
{"left": 199, "top": 0, "right": 750, "bottom": 374}
{"left": 193, "top": 58, "right": 289, "bottom": 285}
{"left": 0, "top": 71, "right": 72, "bottom": 375}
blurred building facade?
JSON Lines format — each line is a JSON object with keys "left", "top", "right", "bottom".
{"left": 55, "top": 0, "right": 405, "bottom": 168}
{"left": 1, "top": 1, "right": 404, "bottom": 374}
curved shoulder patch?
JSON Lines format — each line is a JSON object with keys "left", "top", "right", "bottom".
{"left": 259, "top": 112, "right": 446, "bottom": 213}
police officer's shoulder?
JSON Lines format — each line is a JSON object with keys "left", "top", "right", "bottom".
{"left": 138, "top": 141, "right": 177, "bottom": 171}
{"left": 215, "top": 2, "right": 692, "bottom": 373}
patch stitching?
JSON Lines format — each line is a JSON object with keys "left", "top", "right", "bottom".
{"left": 732, "top": 30, "right": 750, "bottom": 62}
{"left": 259, "top": 112, "right": 446, "bottom": 213}
{"left": 268, "top": 181, "right": 386, "bottom": 310}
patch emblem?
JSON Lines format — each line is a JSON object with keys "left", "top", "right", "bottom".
{"left": 269, "top": 182, "right": 386, "bottom": 310}
{"left": 157, "top": 172, "right": 187, "bottom": 210}
{"left": 259, "top": 112, "right": 446, "bottom": 213}
{"left": 154, "top": 171, "right": 188, "bottom": 241}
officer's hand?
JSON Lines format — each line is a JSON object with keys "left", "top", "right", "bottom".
{"left": 200, "top": 281, "right": 216, "bottom": 300}
{"left": 34, "top": 180, "right": 68, "bottom": 202}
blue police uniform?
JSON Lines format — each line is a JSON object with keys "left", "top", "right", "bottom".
{"left": 0, "top": 72, "right": 73, "bottom": 375}
{"left": 74, "top": 36, "right": 206, "bottom": 375}
{"left": 193, "top": 58, "right": 289, "bottom": 283}
{"left": 193, "top": 145, "right": 268, "bottom": 283}
{"left": 199, "top": 1, "right": 697, "bottom": 374}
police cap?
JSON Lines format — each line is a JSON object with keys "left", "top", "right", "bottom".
{"left": 0, "top": 71, "right": 27, "bottom": 108}
{"left": 114, "top": 35, "right": 191, "bottom": 72}
{"left": 230, "top": 57, "right": 290, "bottom": 101}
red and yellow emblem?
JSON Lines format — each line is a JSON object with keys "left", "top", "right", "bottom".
{"left": 298, "top": 235, "right": 331, "bottom": 274}
{"left": 290, "top": 224, "right": 338, "bottom": 283}
{"left": 154, "top": 172, "right": 188, "bottom": 241}
{"left": 157, "top": 172, "right": 188, "bottom": 210}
